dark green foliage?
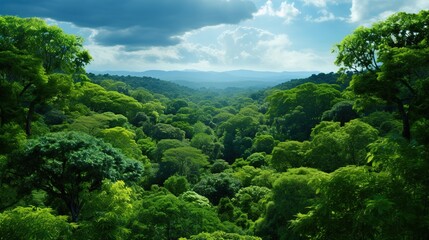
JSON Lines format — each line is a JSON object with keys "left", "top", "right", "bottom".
{"left": 0, "top": 123, "right": 26, "bottom": 155}
{"left": 322, "top": 100, "right": 358, "bottom": 126}
{"left": 232, "top": 186, "right": 271, "bottom": 221}
{"left": 5, "top": 131, "right": 143, "bottom": 222}
{"left": 210, "top": 159, "right": 231, "bottom": 173}
{"left": 193, "top": 173, "right": 241, "bottom": 205}
{"left": 188, "top": 231, "right": 262, "bottom": 240}
{"left": 246, "top": 152, "right": 267, "bottom": 168}
{"left": 251, "top": 134, "right": 275, "bottom": 154}
{"left": 164, "top": 175, "right": 190, "bottom": 196}
{"left": 152, "top": 123, "right": 186, "bottom": 141}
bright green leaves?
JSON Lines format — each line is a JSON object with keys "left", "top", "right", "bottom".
{"left": 0, "top": 207, "right": 72, "bottom": 240}
{"left": 135, "top": 191, "right": 223, "bottom": 240}
{"left": 0, "top": 16, "right": 91, "bottom": 135}
{"left": 269, "top": 120, "right": 378, "bottom": 172}
{"left": 291, "top": 166, "right": 405, "bottom": 240}
{"left": 0, "top": 16, "right": 91, "bottom": 75}
{"left": 255, "top": 168, "right": 328, "bottom": 240}
{"left": 76, "top": 180, "right": 136, "bottom": 240}
{"left": 74, "top": 82, "right": 143, "bottom": 119}
{"left": 267, "top": 83, "right": 342, "bottom": 141}
{"left": 270, "top": 140, "right": 308, "bottom": 172}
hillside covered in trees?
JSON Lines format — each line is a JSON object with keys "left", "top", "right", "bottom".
{"left": 1, "top": 11, "right": 429, "bottom": 240}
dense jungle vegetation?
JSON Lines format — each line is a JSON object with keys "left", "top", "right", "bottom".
{"left": 1, "top": 10, "right": 429, "bottom": 240}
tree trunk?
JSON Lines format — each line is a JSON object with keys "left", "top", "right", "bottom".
{"left": 396, "top": 100, "right": 411, "bottom": 140}
{"left": 25, "top": 100, "right": 36, "bottom": 136}
{"left": 65, "top": 197, "right": 81, "bottom": 222}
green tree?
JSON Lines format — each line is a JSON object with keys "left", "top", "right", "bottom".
{"left": 4, "top": 131, "right": 143, "bottom": 222}
{"left": 291, "top": 166, "right": 403, "bottom": 239}
{"left": 306, "top": 120, "right": 378, "bottom": 172}
{"left": 179, "top": 191, "right": 211, "bottom": 208}
{"left": 255, "top": 168, "right": 328, "bottom": 240}
{"left": 159, "top": 147, "right": 209, "bottom": 183}
{"left": 152, "top": 123, "right": 186, "bottom": 141}
{"left": 164, "top": 175, "right": 190, "bottom": 196}
{"left": 151, "top": 139, "right": 189, "bottom": 162}
{"left": 246, "top": 152, "right": 267, "bottom": 168}
{"left": 232, "top": 186, "right": 271, "bottom": 221}
{"left": 251, "top": 134, "right": 275, "bottom": 154}
{"left": 68, "top": 112, "right": 127, "bottom": 135}
{"left": 0, "top": 206, "right": 71, "bottom": 240}
{"left": 219, "top": 113, "right": 260, "bottom": 162}
{"left": 76, "top": 180, "right": 136, "bottom": 240}
{"left": 267, "top": 83, "right": 341, "bottom": 141}
{"left": 99, "top": 126, "right": 142, "bottom": 160}
{"left": 334, "top": 10, "right": 429, "bottom": 140}
{"left": 186, "top": 231, "right": 261, "bottom": 240}
{"left": 193, "top": 173, "right": 241, "bottom": 205}
{"left": 74, "top": 82, "right": 143, "bottom": 119}
{"left": 0, "top": 16, "right": 91, "bottom": 135}
{"left": 132, "top": 191, "right": 223, "bottom": 240}
{"left": 191, "top": 132, "right": 223, "bottom": 160}
{"left": 321, "top": 100, "right": 358, "bottom": 126}
{"left": 270, "top": 141, "right": 308, "bottom": 172}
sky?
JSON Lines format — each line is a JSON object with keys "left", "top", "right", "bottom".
{"left": 1, "top": 0, "right": 428, "bottom": 73}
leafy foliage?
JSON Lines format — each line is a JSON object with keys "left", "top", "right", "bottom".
{"left": 0, "top": 206, "right": 71, "bottom": 239}
{"left": 5, "top": 131, "right": 143, "bottom": 222}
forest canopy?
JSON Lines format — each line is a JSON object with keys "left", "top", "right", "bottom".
{"left": 1, "top": 10, "right": 429, "bottom": 240}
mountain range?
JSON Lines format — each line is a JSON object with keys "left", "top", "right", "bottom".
{"left": 89, "top": 70, "right": 319, "bottom": 89}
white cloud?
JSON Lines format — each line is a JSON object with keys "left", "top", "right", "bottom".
{"left": 349, "top": 0, "right": 429, "bottom": 24}
{"left": 306, "top": 9, "right": 340, "bottom": 22}
{"left": 86, "top": 26, "right": 336, "bottom": 72}
{"left": 301, "top": 0, "right": 328, "bottom": 8}
{"left": 254, "top": 1, "right": 301, "bottom": 23}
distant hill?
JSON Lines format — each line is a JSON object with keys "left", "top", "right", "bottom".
{"left": 89, "top": 70, "right": 319, "bottom": 89}
{"left": 249, "top": 72, "right": 350, "bottom": 102}
{"left": 272, "top": 72, "right": 350, "bottom": 91}
{"left": 87, "top": 73, "right": 196, "bottom": 99}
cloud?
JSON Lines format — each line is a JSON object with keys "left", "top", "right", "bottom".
{"left": 86, "top": 26, "right": 336, "bottom": 72}
{"left": 349, "top": 0, "right": 429, "bottom": 24}
{"left": 306, "top": 9, "right": 339, "bottom": 22}
{"left": 0, "top": 0, "right": 256, "bottom": 49}
{"left": 254, "top": 1, "right": 300, "bottom": 23}
{"left": 301, "top": 0, "right": 328, "bottom": 8}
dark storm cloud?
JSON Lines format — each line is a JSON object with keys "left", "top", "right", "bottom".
{"left": 0, "top": 0, "right": 256, "bottom": 49}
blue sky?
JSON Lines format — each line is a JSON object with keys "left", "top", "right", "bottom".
{"left": 1, "top": 0, "right": 428, "bottom": 72}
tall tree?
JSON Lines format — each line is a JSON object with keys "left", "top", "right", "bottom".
{"left": 335, "top": 10, "right": 429, "bottom": 140}
{"left": 0, "top": 16, "right": 91, "bottom": 135}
